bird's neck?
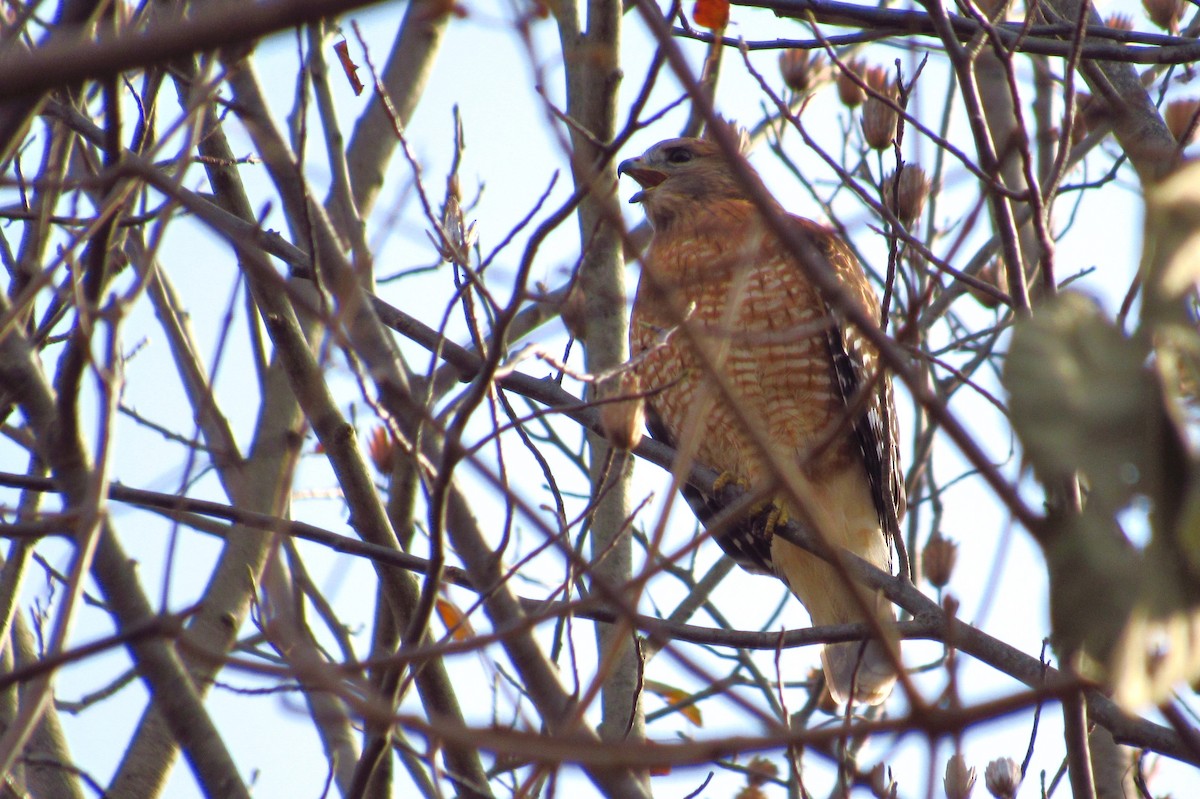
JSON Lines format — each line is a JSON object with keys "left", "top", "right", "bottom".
{"left": 644, "top": 195, "right": 760, "bottom": 236}
{"left": 642, "top": 199, "right": 772, "bottom": 290}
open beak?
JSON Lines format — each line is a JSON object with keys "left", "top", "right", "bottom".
{"left": 617, "top": 157, "right": 667, "bottom": 204}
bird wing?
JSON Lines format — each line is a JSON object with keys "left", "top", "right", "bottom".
{"left": 788, "top": 215, "right": 907, "bottom": 543}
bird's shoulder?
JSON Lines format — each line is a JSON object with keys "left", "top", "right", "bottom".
{"left": 771, "top": 214, "right": 881, "bottom": 316}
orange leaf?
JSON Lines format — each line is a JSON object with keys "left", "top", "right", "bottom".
{"left": 645, "top": 681, "right": 703, "bottom": 727}
{"left": 367, "top": 426, "right": 394, "bottom": 473}
{"left": 692, "top": 0, "right": 729, "bottom": 30}
{"left": 435, "top": 598, "right": 474, "bottom": 641}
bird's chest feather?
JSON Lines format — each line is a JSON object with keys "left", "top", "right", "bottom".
{"left": 629, "top": 233, "right": 853, "bottom": 480}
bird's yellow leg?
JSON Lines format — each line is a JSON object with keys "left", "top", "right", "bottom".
{"left": 763, "top": 503, "right": 791, "bottom": 536}
{"left": 711, "top": 471, "right": 747, "bottom": 493}
{"left": 712, "top": 472, "right": 790, "bottom": 532}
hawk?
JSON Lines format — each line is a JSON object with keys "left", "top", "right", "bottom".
{"left": 618, "top": 136, "right": 905, "bottom": 705}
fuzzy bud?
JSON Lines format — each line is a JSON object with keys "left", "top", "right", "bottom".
{"left": 883, "top": 166, "right": 931, "bottom": 227}
{"left": 944, "top": 754, "right": 977, "bottom": 799}
{"left": 779, "top": 49, "right": 824, "bottom": 93}
{"left": 922, "top": 533, "right": 959, "bottom": 588}
{"left": 1105, "top": 12, "right": 1134, "bottom": 30}
{"left": 868, "top": 763, "right": 896, "bottom": 797}
{"left": 861, "top": 67, "right": 898, "bottom": 151}
{"left": 596, "top": 371, "right": 645, "bottom": 450}
{"left": 968, "top": 260, "right": 1006, "bottom": 309}
{"left": 1143, "top": 0, "right": 1185, "bottom": 32}
{"left": 836, "top": 59, "right": 867, "bottom": 108}
{"left": 368, "top": 426, "right": 397, "bottom": 473}
{"left": 984, "top": 757, "right": 1022, "bottom": 799}
{"left": 745, "top": 756, "right": 779, "bottom": 787}
{"left": 1165, "top": 98, "right": 1200, "bottom": 145}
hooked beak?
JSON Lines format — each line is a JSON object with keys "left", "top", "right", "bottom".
{"left": 617, "top": 157, "right": 667, "bottom": 204}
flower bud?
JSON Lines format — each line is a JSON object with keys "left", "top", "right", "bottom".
{"left": 984, "top": 757, "right": 1022, "bottom": 799}
{"left": 868, "top": 763, "right": 895, "bottom": 797}
{"left": 745, "top": 756, "right": 779, "bottom": 786}
{"left": 861, "top": 67, "right": 898, "bottom": 151}
{"left": 944, "top": 754, "right": 977, "bottom": 799}
{"left": 779, "top": 49, "right": 823, "bottom": 93}
{"left": 1165, "top": 98, "right": 1200, "bottom": 145}
{"left": 1143, "top": 0, "right": 1184, "bottom": 32}
{"left": 368, "top": 426, "right": 397, "bottom": 473}
{"left": 883, "top": 166, "right": 931, "bottom": 227}
{"left": 968, "top": 260, "right": 1006, "bottom": 309}
{"left": 596, "top": 371, "right": 645, "bottom": 450}
{"left": 1105, "top": 12, "right": 1134, "bottom": 30}
{"left": 836, "top": 59, "right": 867, "bottom": 108}
{"left": 922, "top": 533, "right": 959, "bottom": 588}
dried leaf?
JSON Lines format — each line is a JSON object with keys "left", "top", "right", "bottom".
{"left": 436, "top": 598, "right": 474, "bottom": 641}
{"left": 692, "top": 0, "right": 729, "bottom": 30}
{"left": 644, "top": 680, "right": 703, "bottom": 726}
{"left": 333, "top": 40, "right": 363, "bottom": 96}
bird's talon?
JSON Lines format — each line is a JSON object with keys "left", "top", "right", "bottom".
{"left": 762, "top": 505, "right": 793, "bottom": 536}
{"left": 712, "top": 471, "right": 747, "bottom": 493}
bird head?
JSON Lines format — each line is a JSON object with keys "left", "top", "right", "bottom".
{"left": 617, "top": 137, "right": 760, "bottom": 229}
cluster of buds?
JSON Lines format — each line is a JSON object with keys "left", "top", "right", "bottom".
{"left": 945, "top": 754, "right": 1024, "bottom": 798}
{"left": 861, "top": 66, "right": 899, "bottom": 151}
{"left": 1143, "top": 0, "right": 1185, "bottom": 33}
{"left": 1165, "top": 98, "right": 1200, "bottom": 145}
{"left": 944, "top": 754, "right": 977, "bottom": 799}
{"left": 883, "top": 166, "right": 931, "bottom": 228}
{"left": 778, "top": 48, "right": 826, "bottom": 93}
{"left": 922, "top": 533, "right": 959, "bottom": 588}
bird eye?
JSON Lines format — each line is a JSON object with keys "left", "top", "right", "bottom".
{"left": 666, "top": 148, "right": 693, "bottom": 164}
